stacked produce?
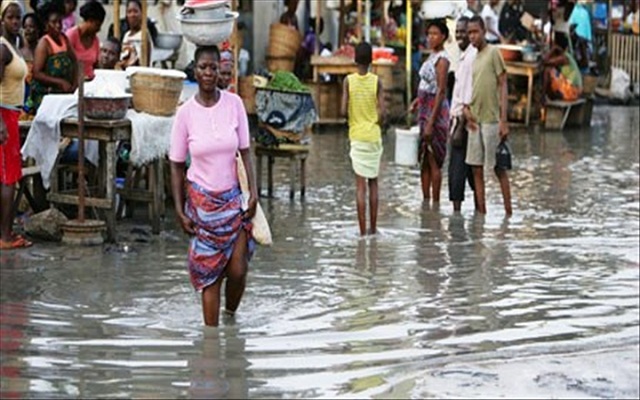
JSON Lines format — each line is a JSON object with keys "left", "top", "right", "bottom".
{"left": 265, "top": 71, "right": 310, "bottom": 93}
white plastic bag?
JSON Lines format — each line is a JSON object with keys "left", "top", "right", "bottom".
{"left": 610, "top": 67, "right": 631, "bottom": 101}
{"left": 236, "top": 154, "right": 273, "bottom": 246}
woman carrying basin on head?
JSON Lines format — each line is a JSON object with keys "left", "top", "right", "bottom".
{"left": 169, "top": 45, "right": 258, "bottom": 327}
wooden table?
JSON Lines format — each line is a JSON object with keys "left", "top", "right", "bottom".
{"left": 311, "top": 56, "right": 395, "bottom": 125}
{"left": 505, "top": 61, "right": 542, "bottom": 127}
{"left": 47, "top": 118, "right": 164, "bottom": 241}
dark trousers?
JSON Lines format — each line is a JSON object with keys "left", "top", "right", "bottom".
{"left": 448, "top": 139, "right": 474, "bottom": 202}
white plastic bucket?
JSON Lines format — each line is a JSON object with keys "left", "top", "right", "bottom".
{"left": 395, "top": 126, "right": 420, "bottom": 166}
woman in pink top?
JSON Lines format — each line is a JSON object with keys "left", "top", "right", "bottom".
{"left": 170, "top": 45, "right": 258, "bottom": 327}
{"left": 66, "top": 1, "right": 105, "bottom": 81}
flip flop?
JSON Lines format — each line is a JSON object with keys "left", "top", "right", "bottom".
{"left": 0, "top": 236, "right": 33, "bottom": 250}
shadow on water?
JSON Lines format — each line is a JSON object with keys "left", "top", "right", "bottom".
{"left": 0, "top": 107, "right": 638, "bottom": 398}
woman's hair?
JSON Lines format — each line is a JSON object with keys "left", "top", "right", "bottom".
{"left": 37, "top": 0, "right": 66, "bottom": 22}
{"left": 426, "top": 19, "right": 449, "bottom": 41}
{"left": 194, "top": 45, "right": 220, "bottom": 63}
{"left": 355, "top": 41, "right": 372, "bottom": 66}
{"left": 127, "top": 0, "right": 142, "bottom": 10}
{"left": 80, "top": 0, "right": 106, "bottom": 23}
{"left": 23, "top": 12, "right": 37, "bottom": 25}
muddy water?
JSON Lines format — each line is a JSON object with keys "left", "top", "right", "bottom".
{"left": 1, "top": 106, "right": 638, "bottom": 399}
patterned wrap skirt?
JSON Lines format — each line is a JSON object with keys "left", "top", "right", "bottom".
{"left": 184, "top": 181, "right": 256, "bottom": 292}
{"left": 418, "top": 91, "right": 450, "bottom": 168}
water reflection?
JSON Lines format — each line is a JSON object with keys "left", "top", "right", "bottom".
{"left": 188, "top": 327, "right": 250, "bottom": 399}
{"left": 0, "top": 107, "right": 638, "bottom": 398}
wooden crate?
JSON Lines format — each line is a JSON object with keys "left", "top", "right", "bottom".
{"left": 307, "top": 81, "right": 342, "bottom": 120}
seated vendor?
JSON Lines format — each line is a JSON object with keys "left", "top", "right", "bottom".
{"left": 295, "top": 17, "right": 324, "bottom": 80}
{"left": 543, "top": 34, "right": 583, "bottom": 102}
{"left": 98, "top": 36, "right": 122, "bottom": 70}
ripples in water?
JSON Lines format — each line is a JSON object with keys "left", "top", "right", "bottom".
{"left": 1, "top": 106, "right": 638, "bottom": 398}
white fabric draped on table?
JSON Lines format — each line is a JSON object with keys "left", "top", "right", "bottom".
{"left": 21, "top": 93, "right": 174, "bottom": 189}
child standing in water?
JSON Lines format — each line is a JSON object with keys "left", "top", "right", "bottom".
{"left": 341, "top": 42, "right": 385, "bottom": 236}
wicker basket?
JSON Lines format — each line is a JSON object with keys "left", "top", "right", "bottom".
{"left": 130, "top": 72, "right": 183, "bottom": 116}
{"left": 266, "top": 56, "right": 295, "bottom": 73}
{"left": 268, "top": 23, "right": 301, "bottom": 58}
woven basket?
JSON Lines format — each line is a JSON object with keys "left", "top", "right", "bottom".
{"left": 130, "top": 73, "right": 183, "bottom": 116}
{"left": 266, "top": 56, "right": 295, "bottom": 73}
{"left": 268, "top": 23, "right": 301, "bottom": 58}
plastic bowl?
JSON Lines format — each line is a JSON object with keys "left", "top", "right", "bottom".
{"left": 155, "top": 32, "right": 183, "bottom": 50}
{"left": 181, "top": 2, "right": 230, "bottom": 20}
{"left": 84, "top": 96, "right": 131, "bottom": 120}
{"left": 178, "top": 11, "right": 238, "bottom": 46}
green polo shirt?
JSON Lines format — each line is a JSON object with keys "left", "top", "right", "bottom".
{"left": 471, "top": 45, "right": 507, "bottom": 124}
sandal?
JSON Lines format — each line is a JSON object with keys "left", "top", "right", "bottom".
{"left": 0, "top": 235, "right": 33, "bottom": 250}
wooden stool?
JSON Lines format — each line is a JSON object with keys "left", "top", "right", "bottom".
{"left": 545, "top": 98, "right": 587, "bottom": 130}
{"left": 12, "top": 165, "right": 45, "bottom": 216}
{"left": 116, "top": 158, "right": 165, "bottom": 234}
{"left": 255, "top": 144, "right": 309, "bottom": 199}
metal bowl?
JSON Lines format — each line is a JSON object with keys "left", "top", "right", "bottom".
{"left": 84, "top": 96, "right": 131, "bottom": 120}
{"left": 178, "top": 11, "right": 238, "bottom": 46}
{"left": 155, "top": 32, "right": 183, "bottom": 50}
{"left": 181, "top": 2, "right": 230, "bottom": 20}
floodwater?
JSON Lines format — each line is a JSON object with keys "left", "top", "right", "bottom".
{"left": 1, "top": 106, "right": 638, "bottom": 399}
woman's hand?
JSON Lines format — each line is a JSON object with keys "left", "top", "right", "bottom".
{"left": 177, "top": 212, "right": 196, "bottom": 236}
{"left": 244, "top": 195, "right": 258, "bottom": 220}
{"left": 423, "top": 122, "right": 433, "bottom": 140}
{"left": 59, "top": 80, "right": 74, "bottom": 92}
{"left": 409, "top": 98, "right": 419, "bottom": 114}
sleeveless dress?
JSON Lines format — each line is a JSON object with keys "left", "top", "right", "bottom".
{"left": 26, "top": 34, "right": 75, "bottom": 112}
{"left": 417, "top": 50, "right": 450, "bottom": 168}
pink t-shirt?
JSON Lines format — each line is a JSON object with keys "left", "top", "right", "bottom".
{"left": 170, "top": 92, "right": 250, "bottom": 192}
{"left": 66, "top": 26, "right": 99, "bottom": 80}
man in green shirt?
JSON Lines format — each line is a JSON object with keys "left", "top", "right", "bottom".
{"left": 464, "top": 16, "right": 512, "bottom": 216}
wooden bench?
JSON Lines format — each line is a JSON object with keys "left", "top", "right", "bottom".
{"left": 255, "top": 144, "right": 309, "bottom": 199}
{"left": 545, "top": 98, "right": 587, "bottom": 130}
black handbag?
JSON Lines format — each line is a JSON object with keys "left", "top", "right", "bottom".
{"left": 450, "top": 116, "right": 467, "bottom": 148}
{"left": 495, "top": 140, "right": 513, "bottom": 171}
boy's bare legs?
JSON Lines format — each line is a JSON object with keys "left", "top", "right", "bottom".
{"left": 427, "top": 151, "right": 441, "bottom": 203}
{"left": 495, "top": 169, "right": 512, "bottom": 216}
{"left": 472, "top": 166, "right": 486, "bottom": 214}
{"left": 356, "top": 175, "right": 367, "bottom": 236}
{"left": 368, "top": 178, "right": 378, "bottom": 235}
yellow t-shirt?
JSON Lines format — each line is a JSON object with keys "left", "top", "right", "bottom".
{"left": 347, "top": 72, "right": 381, "bottom": 143}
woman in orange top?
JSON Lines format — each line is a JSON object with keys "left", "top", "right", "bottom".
{"left": 27, "top": 0, "right": 77, "bottom": 113}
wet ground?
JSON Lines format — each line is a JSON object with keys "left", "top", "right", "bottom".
{"left": 1, "top": 106, "right": 639, "bottom": 399}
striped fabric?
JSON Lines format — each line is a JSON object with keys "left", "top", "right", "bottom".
{"left": 184, "top": 181, "right": 255, "bottom": 292}
{"left": 347, "top": 72, "right": 381, "bottom": 143}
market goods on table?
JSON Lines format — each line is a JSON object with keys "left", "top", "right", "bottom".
{"left": 266, "top": 71, "right": 310, "bottom": 93}
{"left": 127, "top": 67, "right": 186, "bottom": 116}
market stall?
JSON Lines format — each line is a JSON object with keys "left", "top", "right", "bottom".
{"left": 310, "top": 0, "right": 404, "bottom": 125}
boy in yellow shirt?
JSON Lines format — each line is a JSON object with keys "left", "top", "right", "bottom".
{"left": 341, "top": 42, "right": 385, "bottom": 236}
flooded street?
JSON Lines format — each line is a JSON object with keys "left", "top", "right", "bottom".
{"left": 1, "top": 106, "right": 638, "bottom": 399}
